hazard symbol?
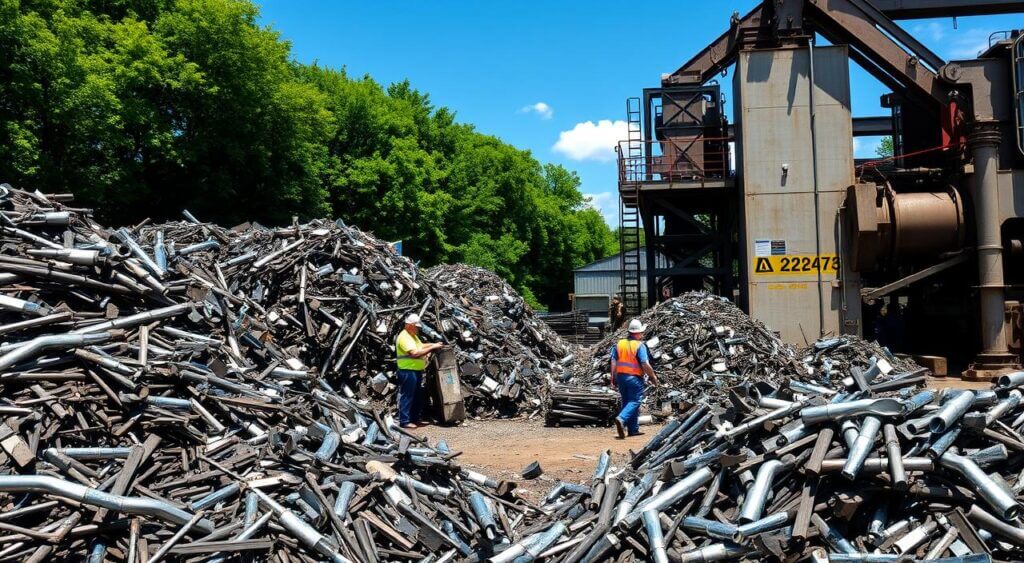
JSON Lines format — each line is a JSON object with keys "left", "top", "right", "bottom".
{"left": 755, "top": 257, "right": 774, "bottom": 273}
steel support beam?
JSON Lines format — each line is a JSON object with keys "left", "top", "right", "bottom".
{"left": 871, "top": 0, "right": 1024, "bottom": 19}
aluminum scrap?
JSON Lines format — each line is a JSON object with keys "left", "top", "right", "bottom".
{"left": 0, "top": 184, "right": 554, "bottom": 560}
{"left": 801, "top": 335, "right": 925, "bottom": 387}
{"left": 530, "top": 373, "right": 1024, "bottom": 562}
{"left": 562, "top": 292, "right": 802, "bottom": 410}
{"left": 426, "top": 264, "right": 570, "bottom": 417}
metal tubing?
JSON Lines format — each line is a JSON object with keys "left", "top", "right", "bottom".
{"left": 820, "top": 458, "right": 933, "bottom": 473}
{"left": 613, "top": 471, "right": 658, "bottom": 524}
{"left": 0, "top": 475, "right": 214, "bottom": 533}
{"left": 114, "top": 228, "right": 165, "bottom": 278}
{"left": 468, "top": 491, "right": 498, "bottom": 540}
{"left": 930, "top": 391, "right": 976, "bottom": 433}
{"left": 624, "top": 467, "right": 714, "bottom": 529}
{"left": 682, "top": 517, "right": 737, "bottom": 540}
{"left": 251, "top": 488, "right": 349, "bottom": 563}
{"left": 733, "top": 512, "right": 790, "bottom": 542}
{"left": 997, "top": 371, "right": 1024, "bottom": 389}
{"left": 333, "top": 481, "right": 356, "bottom": 519}
{"left": 801, "top": 398, "right": 903, "bottom": 424}
{"left": 882, "top": 424, "right": 907, "bottom": 490}
{"left": 939, "top": 451, "right": 1020, "bottom": 520}
{"left": 642, "top": 511, "right": 669, "bottom": 563}
{"left": 677, "top": 542, "right": 750, "bottom": 562}
{"left": 843, "top": 416, "right": 881, "bottom": 480}
{"left": 71, "top": 303, "right": 191, "bottom": 334}
{"left": 966, "top": 503, "right": 1024, "bottom": 543}
{"left": 738, "top": 460, "right": 784, "bottom": 522}
{"left": 0, "top": 332, "right": 112, "bottom": 371}
{"left": 986, "top": 390, "right": 1021, "bottom": 425}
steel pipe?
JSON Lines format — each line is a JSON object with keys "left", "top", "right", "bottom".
{"left": 623, "top": 467, "right": 714, "bottom": 529}
{"left": 843, "top": 416, "right": 882, "bottom": 480}
{"left": 642, "top": 510, "right": 669, "bottom": 563}
{"left": 801, "top": 398, "right": 902, "bottom": 424}
{"left": 939, "top": 451, "right": 1020, "bottom": 520}
{"left": 0, "top": 332, "right": 113, "bottom": 371}
{"left": 930, "top": 391, "right": 976, "bottom": 433}
{"left": 737, "top": 460, "right": 784, "bottom": 523}
{"left": 0, "top": 475, "right": 214, "bottom": 533}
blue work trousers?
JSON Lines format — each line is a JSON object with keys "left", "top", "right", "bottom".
{"left": 616, "top": 374, "right": 645, "bottom": 434}
{"left": 397, "top": 369, "right": 425, "bottom": 425}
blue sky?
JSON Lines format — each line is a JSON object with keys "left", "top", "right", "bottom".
{"left": 258, "top": 2, "right": 1020, "bottom": 225}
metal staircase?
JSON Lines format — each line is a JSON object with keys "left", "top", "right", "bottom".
{"left": 619, "top": 97, "right": 644, "bottom": 315}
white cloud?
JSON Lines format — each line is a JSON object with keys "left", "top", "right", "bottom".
{"left": 947, "top": 28, "right": 996, "bottom": 60}
{"left": 910, "top": 21, "right": 945, "bottom": 43}
{"left": 584, "top": 191, "right": 618, "bottom": 226}
{"left": 853, "top": 137, "right": 882, "bottom": 159}
{"left": 519, "top": 102, "right": 553, "bottom": 119}
{"left": 553, "top": 119, "right": 629, "bottom": 162}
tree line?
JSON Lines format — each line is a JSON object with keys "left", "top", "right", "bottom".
{"left": 0, "top": 0, "right": 618, "bottom": 309}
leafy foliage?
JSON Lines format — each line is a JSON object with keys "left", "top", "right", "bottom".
{"left": 0, "top": 0, "right": 617, "bottom": 308}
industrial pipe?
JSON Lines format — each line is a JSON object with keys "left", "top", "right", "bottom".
{"left": 843, "top": 416, "right": 882, "bottom": 480}
{"left": 930, "top": 391, "right": 976, "bottom": 433}
{"left": 469, "top": 491, "right": 498, "bottom": 540}
{"left": 738, "top": 459, "right": 784, "bottom": 523}
{"left": 677, "top": 542, "right": 751, "bottom": 562}
{"left": 882, "top": 424, "right": 907, "bottom": 490}
{"left": 622, "top": 467, "right": 715, "bottom": 529}
{"left": 0, "top": 475, "right": 214, "bottom": 533}
{"left": 971, "top": 123, "right": 1010, "bottom": 358}
{"left": 251, "top": 488, "right": 350, "bottom": 563}
{"left": 939, "top": 451, "right": 1020, "bottom": 520}
{"left": 801, "top": 398, "right": 903, "bottom": 424}
{"left": 733, "top": 512, "right": 791, "bottom": 542}
{"left": 642, "top": 510, "right": 669, "bottom": 563}
{"left": 0, "top": 332, "right": 113, "bottom": 371}
{"left": 681, "top": 517, "right": 738, "bottom": 540}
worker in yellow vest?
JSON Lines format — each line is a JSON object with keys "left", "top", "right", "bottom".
{"left": 610, "top": 319, "right": 659, "bottom": 438}
{"left": 395, "top": 313, "right": 443, "bottom": 429}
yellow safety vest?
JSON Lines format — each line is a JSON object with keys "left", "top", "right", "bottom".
{"left": 396, "top": 329, "right": 426, "bottom": 371}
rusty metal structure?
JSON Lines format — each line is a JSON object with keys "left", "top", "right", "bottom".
{"left": 618, "top": 0, "right": 1024, "bottom": 376}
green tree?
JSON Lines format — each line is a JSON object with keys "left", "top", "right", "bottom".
{"left": 0, "top": 0, "right": 618, "bottom": 309}
{"left": 876, "top": 137, "right": 894, "bottom": 158}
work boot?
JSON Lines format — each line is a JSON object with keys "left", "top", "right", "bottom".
{"left": 614, "top": 417, "right": 625, "bottom": 439}
{"left": 628, "top": 431, "right": 645, "bottom": 438}
{"left": 400, "top": 423, "right": 419, "bottom": 429}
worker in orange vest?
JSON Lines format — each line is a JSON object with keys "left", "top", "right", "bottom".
{"left": 610, "top": 318, "right": 659, "bottom": 438}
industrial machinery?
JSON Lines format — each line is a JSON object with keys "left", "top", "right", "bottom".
{"left": 617, "top": 0, "right": 1024, "bottom": 377}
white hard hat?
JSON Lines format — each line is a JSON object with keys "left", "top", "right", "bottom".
{"left": 405, "top": 313, "right": 422, "bottom": 326}
{"left": 628, "top": 319, "right": 646, "bottom": 333}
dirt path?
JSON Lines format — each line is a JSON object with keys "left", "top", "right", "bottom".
{"left": 415, "top": 419, "right": 661, "bottom": 501}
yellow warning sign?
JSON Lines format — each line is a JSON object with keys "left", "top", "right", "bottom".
{"left": 751, "top": 254, "right": 839, "bottom": 277}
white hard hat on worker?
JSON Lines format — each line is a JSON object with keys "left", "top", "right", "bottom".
{"left": 628, "top": 319, "right": 646, "bottom": 334}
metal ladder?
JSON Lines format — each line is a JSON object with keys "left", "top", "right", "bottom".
{"left": 1014, "top": 33, "right": 1024, "bottom": 157}
{"left": 619, "top": 97, "right": 644, "bottom": 315}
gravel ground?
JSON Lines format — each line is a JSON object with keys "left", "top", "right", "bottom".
{"left": 414, "top": 418, "right": 662, "bottom": 501}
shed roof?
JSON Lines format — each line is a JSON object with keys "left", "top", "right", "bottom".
{"left": 574, "top": 250, "right": 669, "bottom": 273}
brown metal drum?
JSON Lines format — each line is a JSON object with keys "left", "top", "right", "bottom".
{"left": 888, "top": 188, "right": 964, "bottom": 260}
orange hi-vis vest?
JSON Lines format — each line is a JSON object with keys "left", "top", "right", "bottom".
{"left": 615, "top": 339, "right": 643, "bottom": 376}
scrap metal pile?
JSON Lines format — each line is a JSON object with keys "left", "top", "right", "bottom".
{"left": 426, "top": 264, "right": 569, "bottom": 416}
{"left": 800, "top": 335, "right": 925, "bottom": 388}
{"left": 0, "top": 185, "right": 558, "bottom": 561}
{"left": 534, "top": 375, "right": 1024, "bottom": 562}
{"left": 564, "top": 293, "right": 803, "bottom": 410}
{"left": 0, "top": 183, "right": 570, "bottom": 419}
